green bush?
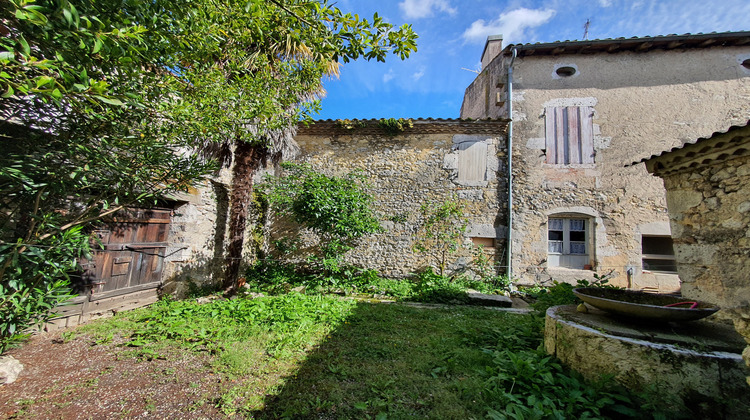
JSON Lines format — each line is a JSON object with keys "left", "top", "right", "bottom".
{"left": 408, "top": 268, "right": 469, "bottom": 304}
{"left": 529, "top": 274, "right": 618, "bottom": 314}
{"left": 0, "top": 227, "right": 87, "bottom": 352}
{"left": 263, "top": 162, "right": 381, "bottom": 275}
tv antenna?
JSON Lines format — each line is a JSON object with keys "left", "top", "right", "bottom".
{"left": 461, "top": 67, "right": 480, "bottom": 74}
{"left": 583, "top": 19, "right": 591, "bottom": 40}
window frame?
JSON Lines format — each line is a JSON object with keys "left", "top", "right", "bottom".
{"left": 641, "top": 235, "right": 678, "bottom": 273}
{"left": 547, "top": 217, "right": 590, "bottom": 269}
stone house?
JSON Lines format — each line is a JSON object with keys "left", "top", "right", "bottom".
{"left": 461, "top": 31, "right": 750, "bottom": 289}
{"left": 137, "top": 31, "right": 750, "bottom": 297}
{"left": 638, "top": 120, "right": 750, "bottom": 386}
{"left": 49, "top": 31, "right": 750, "bottom": 327}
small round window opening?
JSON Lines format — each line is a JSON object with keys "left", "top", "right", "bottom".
{"left": 742, "top": 59, "right": 750, "bottom": 70}
{"left": 556, "top": 66, "right": 577, "bottom": 77}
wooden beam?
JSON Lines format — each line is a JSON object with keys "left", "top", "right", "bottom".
{"left": 636, "top": 42, "right": 654, "bottom": 51}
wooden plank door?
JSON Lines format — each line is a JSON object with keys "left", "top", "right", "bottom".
{"left": 81, "top": 208, "right": 171, "bottom": 297}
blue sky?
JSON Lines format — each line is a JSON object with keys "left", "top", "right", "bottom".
{"left": 316, "top": 0, "right": 750, "bottom": 120}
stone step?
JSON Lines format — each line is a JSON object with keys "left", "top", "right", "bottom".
{"left": 466, "top": 291, "right": 513, "bottom": 307}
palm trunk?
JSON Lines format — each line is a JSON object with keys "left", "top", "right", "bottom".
{"left": 224, "top": 141, "right": 267, "bottom": 290}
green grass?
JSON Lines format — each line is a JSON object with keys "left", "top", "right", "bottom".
{"left": 79, "top": 293, "right": 672, "bottom": 419}
{"left": 244, "top": 262, "right": 510, "bottom": 302}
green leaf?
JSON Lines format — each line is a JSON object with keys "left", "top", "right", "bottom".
{"left": 93, "top": 95, "right": 124, "bottom": 106}
{"left": 35, "top": 76, "right": 55, "bottom": 88}
{"left": 93, "top": 38, "right": 102, "bottom": 54}
{"left": 63, "top": 9, "right": 72, "bottom": 27}
{"left": 17, "top": 36, "right": 30, "bottom": 56}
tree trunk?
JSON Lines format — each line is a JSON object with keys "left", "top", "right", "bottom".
{"left": 224, "top": 141, "right": 267, "bottom": 290}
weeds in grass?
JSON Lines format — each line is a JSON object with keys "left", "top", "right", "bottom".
{"left": 78, "top": 291, "right": 681, "bottom": 419}
{"left": 245, "top": 260, "right": 505, "bottom": 303}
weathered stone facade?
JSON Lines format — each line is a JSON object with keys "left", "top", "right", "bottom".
{"left": 289, "top": 119, "right": 508, "bottom": 277}
{"left": 461, "top": 32, "right": 750, "bottom": 288}
{"left": 161, "top": 181, "right": 230, "bottom": 296}
{"left": 642, "top": 122, "right": 750, "bottom": 382}
{"left": 161, "top": 163, "right": 267, "bottom": 296}
{"left": 157, "top": 32, "right": 750, "bottom": 298}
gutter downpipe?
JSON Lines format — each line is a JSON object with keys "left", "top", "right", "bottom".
{"left": 506, "top": 47, "right": 517, "bottom": 280}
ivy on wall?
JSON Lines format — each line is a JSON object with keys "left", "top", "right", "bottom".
{"left": 334, "top": 118, "right": 414, "bottom": 136}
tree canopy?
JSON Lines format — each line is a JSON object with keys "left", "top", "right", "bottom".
{"left": 0, "top": 0, "right": 417, "bottom": 351}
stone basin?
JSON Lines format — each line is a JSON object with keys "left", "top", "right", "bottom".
{"left": 573, "top": 287, "right": 719, "bottom": 321}
{"left": 545, "top": 305, "right": 750, "bottom": 418}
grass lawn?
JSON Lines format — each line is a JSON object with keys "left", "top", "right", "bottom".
{"left": 64, "top": 292, "right": 662, "bottom": 419}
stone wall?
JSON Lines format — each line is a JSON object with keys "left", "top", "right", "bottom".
{"left": 161, "top": 163, "right": 271, "bottom": 296}
{"left": 644, "top": 123, "right": 750, "bottom": 385}
{"left": 461, "top": 43, "right": 750, "bottom": 288}
{"left": 662, "top": 160, "right": 750, "bottom": 310}
{"left": 286, "top": 119, "right": 508, "bottom": 278}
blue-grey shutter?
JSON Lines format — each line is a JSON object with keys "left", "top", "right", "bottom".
{"left": 545, "top": 106, "right": 594, "bottom": 164}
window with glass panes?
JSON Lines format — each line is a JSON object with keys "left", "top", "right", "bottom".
{"left": 548, "top": 217, "right": 588, "bottom": 268}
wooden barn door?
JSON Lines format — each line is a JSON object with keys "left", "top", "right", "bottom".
{"left": 81, "top": 208, "right": 171, "bottom": 297}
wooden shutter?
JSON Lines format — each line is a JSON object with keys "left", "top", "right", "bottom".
{"left": 457, "top": 141, "right": 488, "bottom": 182}
{"left": 545, "top": 106, "right": 594, "bottom": 164}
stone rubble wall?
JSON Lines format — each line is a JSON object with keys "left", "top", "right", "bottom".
{"left": 662, "top": 157, "right": 750, "bottom": 310}
{"left": 287, "top": 121, "right": 508, "bottom": 278}
{"left": 660, "top": 154, "right": 750, "bottom": 381}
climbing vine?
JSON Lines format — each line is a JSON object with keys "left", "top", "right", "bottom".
{"left": 378, "top": 118, "right": 414, "bottom": 136}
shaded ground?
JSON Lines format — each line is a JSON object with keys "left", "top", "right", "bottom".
{"left": 0, "top": 301, "right": 525, "bottom": 419}
{"left": 0, "top": 330, "right": 228, "bottom": 419}
{"left": 0, "top": 297, "right": 649, "bottom": 419}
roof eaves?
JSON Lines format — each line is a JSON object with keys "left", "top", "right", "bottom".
{"left": 627, "top": 120, "right": 750, "bottom": 168}
{"left": 296, "top": 118, "right": 510, "bottom": 136}
{"left": 503, "top": 31, "right": 750, "bottom": 57}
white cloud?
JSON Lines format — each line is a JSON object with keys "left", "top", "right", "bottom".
{"left": 598, "top": 0, "right": 613, "bottom": 7}
{"left": 412, "top": 69, "right": 425, "bottom": 81}
{"left": 399, "top": 0, "right": 457, "bottom": 19}
{"left": 383, "top": 69, "right": 396, "bottom": 83}
{"left": 461, "top": 8, "right": 556, "bottom": 44}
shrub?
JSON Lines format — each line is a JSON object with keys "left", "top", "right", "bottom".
{"left": 0, "top": 227, "right": 87, "bottom": 352}
{"left": 263, "top": 162, "right": 381, "bottom": 275}
{"left": 413, "top": 199, "right": 468, "bottom": 276}
{"left": 529, "top": 273, "right": 619, "bottom": 314}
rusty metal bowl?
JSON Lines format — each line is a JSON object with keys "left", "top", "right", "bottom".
{"left": 573, "top": 287, "right": 719, "bottom": 322}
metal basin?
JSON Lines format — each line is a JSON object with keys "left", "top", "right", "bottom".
{"left": 573, "top": 287, "right": 719, "bottom": 322}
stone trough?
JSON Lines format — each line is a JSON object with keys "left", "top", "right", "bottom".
{"left": 545, "top": 304, "right": 750, "bottom": 418}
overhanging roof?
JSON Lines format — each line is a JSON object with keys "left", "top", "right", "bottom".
{"left": 631, "top": 121, "right": 750, "bottom": 176}
{"left": 503, "top": 31, "right": 750, "bottom": 57}
{"left": 296, "top": 118, "right": 509, "bottom": 136}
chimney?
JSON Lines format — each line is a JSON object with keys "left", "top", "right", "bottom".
{"left": 481, "top": 35, "right": 503, "bottom": 71}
